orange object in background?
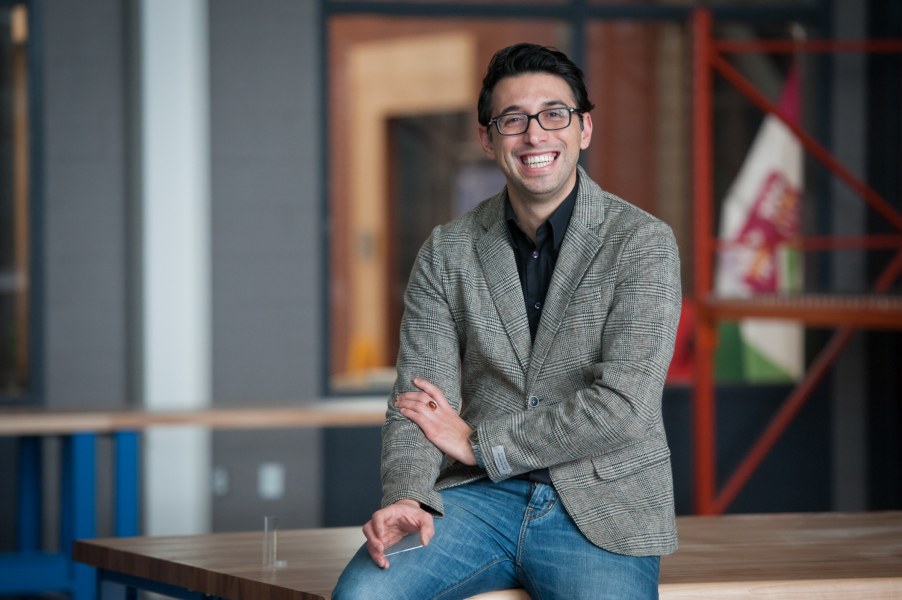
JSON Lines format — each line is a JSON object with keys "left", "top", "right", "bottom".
{"left": 666, "top": 301, "right": 695, "bottom": 385}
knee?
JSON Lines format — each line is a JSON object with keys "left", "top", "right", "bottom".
{"left": 330, "top": 581, "right": 353, "bottom": 600}
{"left": 332, "top": 569, "right": 369, "bottom": 600}
{"left": 333, "top": 560, "right": 392, "bottom": 600}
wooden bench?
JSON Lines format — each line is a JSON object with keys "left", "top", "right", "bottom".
{"left": 73, "top": 511, "right": 902, "bottom": 599}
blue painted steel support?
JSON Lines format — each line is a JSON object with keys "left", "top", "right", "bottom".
{"left": 4, "top": 431, "right": 141, "bottom": 598}
{"left": 114, "top": 430, "right": 140, "bottom": 536}
{"left": 16, "top": 436, "right": 42, "bottom": 551}
{"left": 0, "top": 553, "right": 69, "bottom": 594}
{"left": 65, "top": 433, "right": 98, "bottom": 600}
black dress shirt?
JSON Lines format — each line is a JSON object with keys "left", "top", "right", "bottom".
{"left": 505, "top": 177, "right": 579, "bottom": 341}
{"left": 502, "top": 176, "right": 579, "bottom": 485}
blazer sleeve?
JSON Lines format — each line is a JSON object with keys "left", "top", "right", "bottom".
{"left": 380, "top": 224, "right": 461, "bottom": 514}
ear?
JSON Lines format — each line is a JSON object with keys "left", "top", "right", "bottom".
{"left": 478, "top": 125, "right": 496, "bottom": 159}
{"left": 579, "top": 112, "right": 593, "bottom": 150}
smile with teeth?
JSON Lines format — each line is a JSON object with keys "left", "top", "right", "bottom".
{"left": 522, "top": 152, "right": 557, "bottom": 168}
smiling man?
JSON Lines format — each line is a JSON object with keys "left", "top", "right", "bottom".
{"left": 333, "top": 43, "right": 682, "bottom": 600}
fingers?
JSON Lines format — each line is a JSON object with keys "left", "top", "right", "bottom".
{"left": 362, "top": 501, "right": 432, "bottom": 570}
{"left": 362, "top": 521, "right": 389, "bottom": 569}
{"left": 396, "top": 378, "right": 448, "bottom": 415}
{"left": 419, "top": 516, "right": 435, "bottom": 547}
{"left": 395, "top": 394, "right": 436, "bottom": 416}
{"left": 412, "top": 377, "right": 445, "bottom": 405}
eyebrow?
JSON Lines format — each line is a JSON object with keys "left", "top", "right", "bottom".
{"left": 496, "top": 99, "right": 570, "bottom": 115}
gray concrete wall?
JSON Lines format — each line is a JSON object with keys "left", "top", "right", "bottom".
{"left": 43, "top": 0, "right": 129, "bottom": 411}
{"left": 0, "top": 0, "right": 129, "bottom": 550}
{"left": 208, "top": 0, "right": 324, "bottom": 531}
{"left": 1, "top": 0, "right": 328, "bottom": 548}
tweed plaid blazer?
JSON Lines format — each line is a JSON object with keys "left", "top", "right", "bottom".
{"left": 381, "top": 167, "right": 681, "bottom": 557}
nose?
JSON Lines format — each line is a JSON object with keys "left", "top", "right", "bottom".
{"left": 523, "top": 114, "right": 547, "bottom": 142}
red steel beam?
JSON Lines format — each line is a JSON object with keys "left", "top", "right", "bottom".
{"left": 875, "top": 249, "right": 902, "bottom": 292}
{"left": 691, "top": 7, "right": 902, "bottom": 515}
{"left": 711, "top": 324, "right": 857, "bottom": 513}
{"left": 716, "top": 234, "right": 902, "bottom": 252}
{"left": 704, "top": 296, "right": 902, "bottom": 329}
{"left": 715, "top": 39, "right": 902, "bottom": 54}
{"left": 711, "top": 54, "right": 902, "bottom": 234}
{"left": 692, "top": 7, "right": 718, "bottom": 515}
{"left": 712, "top": 249, "right": 902, "bottom": 513}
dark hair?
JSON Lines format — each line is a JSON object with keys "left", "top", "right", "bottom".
{"left": 477, "top": 43, "right": 595, "bottom": 127}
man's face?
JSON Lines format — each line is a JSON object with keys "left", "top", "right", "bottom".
{"left": 479, "top": 72, "right": 592, "bottom": 209}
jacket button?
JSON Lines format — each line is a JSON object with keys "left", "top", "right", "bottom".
{"left": 528, "top": 395, "right": 540, "bottom": 408}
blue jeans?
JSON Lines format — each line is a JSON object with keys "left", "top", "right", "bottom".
{"left": 332, "top": 479, "right": 659, "bottom": 600}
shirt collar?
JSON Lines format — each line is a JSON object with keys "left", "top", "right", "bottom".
{"left": 504, "top": 173, "right": 580, "bottom": 251}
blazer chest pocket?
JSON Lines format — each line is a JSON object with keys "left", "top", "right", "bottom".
{"left": 560, "top": 287, "right": 605, "bottom": 330}
{"left": 568, "top": 286, "right": 602, "bottom": 307}
{"left": 591, "top": 436, "right": 671, "bottom": 480}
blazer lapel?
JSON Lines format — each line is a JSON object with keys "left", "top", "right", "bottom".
{"left": 528, "top": 173, "right": 605, "bottom": 386}
{"left": 475, "top": 199, "right": 532, "bottom": 375}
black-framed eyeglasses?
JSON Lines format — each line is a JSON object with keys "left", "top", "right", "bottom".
{"left": 488, "top": 107, "right": 579, "bottom": 136}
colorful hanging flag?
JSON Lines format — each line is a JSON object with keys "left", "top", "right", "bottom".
{"left": 714, "top": 65, "right": 804, "bottom": 382}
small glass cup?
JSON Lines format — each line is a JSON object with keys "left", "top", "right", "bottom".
{"left": 262, "top": 515, "right": 284, "bottom": 569}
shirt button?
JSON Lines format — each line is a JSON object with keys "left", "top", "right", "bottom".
{"left": 528, "top": 395, "right": 540, "bottom": 407}
{"left": 534, "top": 302, "right": 542, "bottom": 310}
{"left": 531, "top": 250, "right": 539, "bottom": 259}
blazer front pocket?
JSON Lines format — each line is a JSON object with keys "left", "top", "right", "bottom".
{"left": 591, "top": 435, "right": 671, "bottom": 481}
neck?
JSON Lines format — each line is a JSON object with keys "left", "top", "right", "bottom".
{"left": 506, "top": 177, "right": 577, "bottom": 241}
{"left": 508, "top": 199, "right": 556, "bottom": 242}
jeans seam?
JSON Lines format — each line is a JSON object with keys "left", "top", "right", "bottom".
{"left": 515, "top": 484, "right": 558, "bottom": 599}
{"left": 432, "top": 557, "right": 516, "bottom": 600}
{"left": 515, "top": 568, "right": 541, "bottom": 600}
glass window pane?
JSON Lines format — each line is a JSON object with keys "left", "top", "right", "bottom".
{"left": 584, "top": 20, "right": 692, "bottom": 282}
{"left": 331, "top": 0, "right": 562, "bottom": 5}
{"left": 328, "top": 16, "right": 567, "bottom": 392}
{"left": 326, "top": 11, "right": 821, "bottom": 393}
{"left": 0, "top": 3, "right": 30, "bottom": 400}
{"left": 588, "top": 0, "right": 816, "bottom": 5}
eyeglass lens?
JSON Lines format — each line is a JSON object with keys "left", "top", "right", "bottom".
{"left": 494, "top": 108, "right": 573, "bottom": 135}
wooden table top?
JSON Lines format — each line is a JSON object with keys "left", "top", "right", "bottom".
{"left": 76, "top": 527, "right": 362, "bottom": 600}
{"left": 0, "top": 399, "right": 386, "bottom": 435}
{"left": 73, "top": 511, "right": 902, "bottom": 600}
{"left": 661, "top": 511, "right": 902, "bottom": 598}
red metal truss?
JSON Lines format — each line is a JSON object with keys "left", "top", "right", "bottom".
{"left": 691, "top": 8, "right": 902, "bottom": 515}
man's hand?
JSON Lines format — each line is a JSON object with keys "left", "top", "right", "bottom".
{"left": 363, "top": 499, "right": 434, "bottom": 569}
{"left": 396, "top": 378, "right": 477, "bottom": 466}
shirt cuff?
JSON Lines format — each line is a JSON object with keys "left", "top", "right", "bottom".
{"left": 471, "top": 436, "right": 486, "bottom": 469}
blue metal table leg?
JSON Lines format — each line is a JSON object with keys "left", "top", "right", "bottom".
{"left": 63, "top": 433, "right": 98, "bottom": 600}
{"left": 17, "top": 436, "right": 43, "bottom": 551}
{"left": 114, "top": 430, "right": 140, "bottom": 537}
{"left": 99, "top": 569, "right": 215, "bottom": 600}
